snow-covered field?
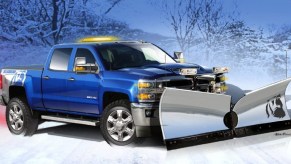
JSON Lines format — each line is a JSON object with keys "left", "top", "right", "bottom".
{"left": 0, "top": 106, "right": 167, "bottom": 164}
{"left": 1, "top": 104, "right": 291, "bottom": 164}
{"left": 1, "top": 44, "right": 291, "bottom": 163}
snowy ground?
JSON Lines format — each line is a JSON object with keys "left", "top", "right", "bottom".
{"left": 1, "top": 105, "right": 291, "bottom": 164}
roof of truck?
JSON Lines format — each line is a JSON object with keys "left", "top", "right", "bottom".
{"left": 56, "top": 36, "right": 148, "bottom": 47}
{"left": 57, "top": 41, "right": 145, "bottom": 46}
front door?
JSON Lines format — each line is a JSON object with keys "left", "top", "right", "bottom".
{"left": 66, "top": 48, "right": 101, "bottom": 114}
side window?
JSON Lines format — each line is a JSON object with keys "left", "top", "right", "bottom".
{"left": 74, "top": 48, "right": 97, "bottom": 71}
{"left": 49, "top": 48, "right": 72, "bottom": 71}
{"left": 75, "top": 48, "right": 96, "bottom": 64}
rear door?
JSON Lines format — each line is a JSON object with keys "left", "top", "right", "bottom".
{"left": 66, "top": 48, "right": 101, "bottom": 114}
{"left": 42, "top": 48, "right": 73, "bottom": 110}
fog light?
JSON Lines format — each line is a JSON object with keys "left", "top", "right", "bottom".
{"left": 138, "top": 93, "right": 156, "bottom": 100}
{"left": 145, "top": 110, "right": 153, "bottom": 117}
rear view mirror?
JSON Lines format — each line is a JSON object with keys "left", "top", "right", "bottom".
{"left": 174, "top": 52, "right": 185, "bottom": 63}
{"left": 75, "top": 57, "right": 98, "bottom": 73}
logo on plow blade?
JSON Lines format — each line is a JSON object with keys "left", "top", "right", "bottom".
{"left": 266, "top": 95, "right": 285, "bottom": 118}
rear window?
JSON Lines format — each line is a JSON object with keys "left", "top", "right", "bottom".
{"left": 49, "top": 48, "right": 72, "bottom": 71}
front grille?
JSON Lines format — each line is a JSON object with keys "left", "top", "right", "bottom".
{"left": 162, "top": 79, "right": 192, "bottom": 88}
{"left": 196, "top": 79, "right": 210, "bottom": 84}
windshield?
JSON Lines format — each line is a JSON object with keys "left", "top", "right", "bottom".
{"left": 97, "top": 43, "right": 176, "bottom": 70}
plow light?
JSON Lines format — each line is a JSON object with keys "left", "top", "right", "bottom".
{"left": 213, "top": 67, "right": 229, "bottom": 74}
{"left": 180, "top": 68, "right": 197, "bottom": 76}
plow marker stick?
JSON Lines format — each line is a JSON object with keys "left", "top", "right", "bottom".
{"left": 160, "top": 78, "right": 291, "bottom": 150}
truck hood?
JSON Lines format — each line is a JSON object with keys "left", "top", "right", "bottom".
{"left": 141, "top": 63, "right": 213, "bottom": 74}
{"left": 104, "top": 63, "right": 213, "bottom": 80}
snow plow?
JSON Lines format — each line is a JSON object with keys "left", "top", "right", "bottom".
{"left": 160, "top": 78, "right": 291, "bottom": 150}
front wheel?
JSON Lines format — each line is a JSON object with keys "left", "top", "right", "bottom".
{"left": 100, "top": 99, "right": 136, "bottom": 145}
{"left": 6, "top": 98, "right": 39, "bottom": 136}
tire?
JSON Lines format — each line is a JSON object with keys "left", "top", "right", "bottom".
{"left": 6, "top": 98, "right": 39, "bottom": 136}
{"left": 100, "top": 99, "right": 136, "bottom": 145}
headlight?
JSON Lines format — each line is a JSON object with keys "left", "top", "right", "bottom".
{"left": 137, "top": 80, "right": 161, "bottom": 102}
{"left": 138, "top": 82, "right": 155, "bottom": 88}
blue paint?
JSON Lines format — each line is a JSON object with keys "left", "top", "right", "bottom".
{"left": 5, "top": 42, "right": 213, "bottom": 116}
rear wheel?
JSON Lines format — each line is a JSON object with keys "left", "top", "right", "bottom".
{"left": 6, "top": 98, "right": 39, "bottom": 136}
{"left": 100, "top": 99, "right": 136, "bottom": 145}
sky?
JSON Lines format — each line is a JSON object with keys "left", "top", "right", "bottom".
{"left": 108, "top": 0, "right": 291, "bottom": 36}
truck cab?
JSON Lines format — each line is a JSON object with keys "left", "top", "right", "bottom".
{"left": 0, "top": 37, "right": 228, "bottom": 145}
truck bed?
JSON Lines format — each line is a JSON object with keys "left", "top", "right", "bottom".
{"left": 2, "top": 65, "right": 43, "bottom": 70}
{"left": 0, "top": 65, "right": 44, "bottom": 109}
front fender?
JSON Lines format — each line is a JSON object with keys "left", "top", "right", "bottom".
{"left": 98, "top": 79, "right": 138, "bottom": 113}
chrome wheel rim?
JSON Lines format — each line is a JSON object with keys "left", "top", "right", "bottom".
{"left": 107, "top": 109, "right": 135, "bottom": 142}
{"left": 8, "top": 104, "right": 24, "bottom": 131}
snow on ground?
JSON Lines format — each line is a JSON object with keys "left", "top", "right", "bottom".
{"left": 2, "top": 103, "right": 291, "bottom": 164}
{"left": 1, "top": 44, "right": 291, "bottom": 163}
{"left": 0, "top": 106, "right": 167, "bottom": 164}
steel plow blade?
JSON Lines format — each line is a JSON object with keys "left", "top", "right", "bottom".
{"left": 159, "top": 88, "right": 233, "bottom": 150}
{"left": 159, "top": 78, "right": 291, "bottom": 150}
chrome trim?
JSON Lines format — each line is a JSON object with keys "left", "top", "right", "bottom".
{"left": 196, "top": 74, "right": 215, "bottom": 80}
{"left": 131, "top": 103, "right": 159, "bottom": 109}
{"left": 41, "top": 115, "right": 99, "bottom": 126}
{"left": 106, "top": 109, "right": 135, "bottom": 142}
{"left": 9, "top": 104, "right": 24, "bottom": 131}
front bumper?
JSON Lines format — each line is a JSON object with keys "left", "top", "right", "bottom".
{"left": 131, "top": 103, "right": 160, "bottom": 126}
{"left": 131, "top": 103, "right": 161, "bottom": 137}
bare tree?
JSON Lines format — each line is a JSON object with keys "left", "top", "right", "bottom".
{"left": 161, "top": 0, "right": 201, "bottom": 56}
{"left": 196, "top": 0, "right": 231, "bottom": 60}
{"left": 157, "top": 0, "right": 242, "bottom": 61}
{"left": 1, "top": 0, "right": 124, "bottom": 45}
{"left": 51, "top": 0, "right": 75, "bottom": 44}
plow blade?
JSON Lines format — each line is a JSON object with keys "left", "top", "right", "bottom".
{"left": 160, "top": 78, "right": 291, "bottom": 150}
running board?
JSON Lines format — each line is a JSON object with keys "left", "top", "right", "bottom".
{"left": 41, "top": 115, "right": 99, "bottom": 126}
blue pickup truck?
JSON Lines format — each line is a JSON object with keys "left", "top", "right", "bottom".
{"left": 0, "top": 38, "right": 228, "bottom": 145}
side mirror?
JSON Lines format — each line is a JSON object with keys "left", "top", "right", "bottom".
{"left": 76, "top": 57, "right": 86, "bottom": 65}
{"left": 75, "top": 57, "right": 98, "bottom": 73}
{"left": 174, "top": 52, "right": 185, "bottom": 63}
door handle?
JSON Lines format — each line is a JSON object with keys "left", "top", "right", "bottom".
{"left": 68, "top": 77, "right": 75, "bottom": 81}
{"left": 43, "top": 76, "right": 49, "bottom": 80}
